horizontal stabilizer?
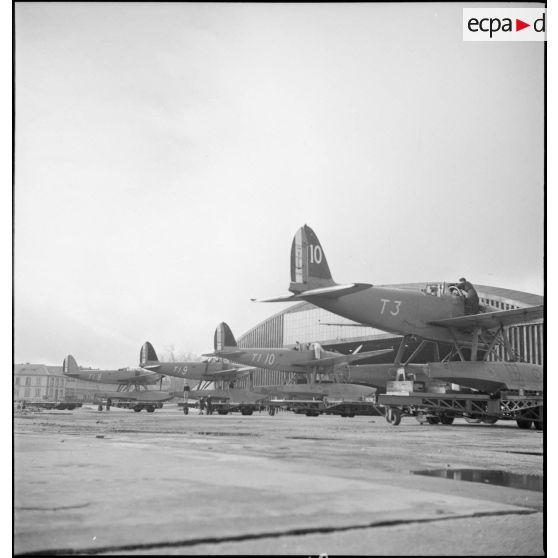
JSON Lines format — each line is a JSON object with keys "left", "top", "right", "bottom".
{"left": 255, "top": 283, "right": 372, "bottom": 303}
{"left": 203, "top": 350, "right": 247, "bottom": 358}
{"left": 251, "top": 293, "right": 307, "bottom": 303}
{"left": 428, "top": 305, "right": 544, "bottom": 330}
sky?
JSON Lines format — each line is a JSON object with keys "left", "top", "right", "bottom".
{"left": 14, "top": 2, "right": 545, "bottom": 368}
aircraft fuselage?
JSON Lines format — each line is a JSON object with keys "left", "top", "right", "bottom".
{"left": 65, "top": 369, "right": 160, "bottom": 385}
{"left": 218, "top": 347, "right": 350, "bottom": 374}
{"left": 143, "top": 360, "right": 238, "bottom": 381}
{"left": 307, "top": 286, "right": 473, "bottom": 344}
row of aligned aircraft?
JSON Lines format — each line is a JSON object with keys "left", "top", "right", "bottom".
{"left": 63, "top": 224, "right": 543, "bottom": 417}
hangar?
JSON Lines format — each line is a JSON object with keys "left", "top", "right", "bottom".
{"left": 233, "top": 283, "right": 544, "bottom": 389}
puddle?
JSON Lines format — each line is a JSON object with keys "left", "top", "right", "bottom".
{"left": 194, "top": 432, "right": 260, "bottom": 437}
{"left": 504, "top": 451, "right": 543, "bottom": 456}
{"left": 413, "top": 469, "right": 543, "bottom": 492}
{"left": 286, "top": 436, "right": 336, "bottom": 441}
{"left": 16, "top": 503, "right": 91, "bottom": 511}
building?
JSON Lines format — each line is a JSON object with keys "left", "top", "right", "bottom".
{"left": 14, "top": 364, "right": 68, "bottom": 404}
{"left": 14, "top": 363, "right": 113, "bottom": 404}
{"left": 235, "top": 283, "right": 544, "bottom": 388}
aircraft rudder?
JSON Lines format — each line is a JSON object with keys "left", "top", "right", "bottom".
{"left": 289, "top": 224, "right": 335, "bottom": 293}
{"left": 140, "top": 341, "right": 158, "bottom": 365}
{"left": 214, "top": 322, "right": 237, "bottom": 351}
{"left": 62, "top": 355, "right": 79, "bottom": 375}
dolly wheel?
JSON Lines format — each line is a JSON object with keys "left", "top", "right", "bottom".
{"left": 440, "top": 415, "right": 454, "bottom": 425}
{"left": 516, "top": 418, "right": 532, "bottom": 429}
{"left": 183, "top": 406, "right": 189, "bottom": 415}
{"left": 385, "top": 408, "right": 401, "bottom": 426}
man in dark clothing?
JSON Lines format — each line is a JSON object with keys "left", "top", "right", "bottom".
{"left": 456, "top": 277, "right": 480, "bottom": 314}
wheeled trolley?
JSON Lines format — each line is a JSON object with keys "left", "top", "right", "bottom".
{"left": 378, "top": 381, "right": 543, "bottom": 430}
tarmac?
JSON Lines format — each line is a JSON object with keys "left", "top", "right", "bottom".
{"left": 14, "top": 405, "right": 545, "bottom": 555}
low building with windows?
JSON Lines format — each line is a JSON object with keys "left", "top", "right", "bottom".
{"left": 13, "top": 364, "right": 113, "bottom": 404}
{"left": 233, "top": 283, "right": 543, "bottom": 388}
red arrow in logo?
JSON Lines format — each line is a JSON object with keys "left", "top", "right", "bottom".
{"left": 516, "top": 19, "right": 530, "bottom": 31}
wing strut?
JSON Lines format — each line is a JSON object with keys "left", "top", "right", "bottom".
{"left": 432, "top": 342, "right": 441, "bottom": 362}
{"left": 470, "top": 327, "right": 481, "bottom": 362}
{"left": 481, "top": 330, "right": 500, "bottom": 361}
{"left": 500, "top": 327, "right": 517, "bottom": 362}
{"left": 449, "top": 328, "right": 467, "bottom": 362}
{"left": 403, "top": 340, "right": 428, "bottom": 366}
{"left": 394, "top": 335, "right": 412, "bottom": 367}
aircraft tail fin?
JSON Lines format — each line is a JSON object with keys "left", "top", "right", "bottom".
{"left": 289, "top": 225, "right": 337, "bottom": 294}
{"left": 140, "top": 341, "right": 158, "bottom": 366}
{"left": 62, "top": 355, "right": 79, "bottom": 376}
{"left": 214, "top": 322, "right": 237, "bottom": 351}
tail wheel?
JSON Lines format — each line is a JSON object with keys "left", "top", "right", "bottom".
{"left": 97, "top": 404, "right": 103, "bottom": 412}
{"left": 426, "top": 416, "right": 440, "bottom": 425}
{"left": 385, "top": 408, "right": 401, "bottom": 426}
{"left": 482, "top": 417, "right": 498, "bottom": 424}
{"left": 183, "top": 406, "right": 189, "bottom": 415}
{"left": 516, "top": 418, "right": 532, "bottom": 429}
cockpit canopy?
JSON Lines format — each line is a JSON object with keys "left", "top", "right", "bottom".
{"left": 422, "top": 282, "right": 463, "bottom": 298}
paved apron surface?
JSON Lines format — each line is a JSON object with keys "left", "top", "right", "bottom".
{"left": 14, "top": 407, "right": 544, "bottom": 555}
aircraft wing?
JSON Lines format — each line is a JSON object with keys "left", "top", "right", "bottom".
{"left": 291, "top": 348, "right": 393, "bottom": 369}
{"left": 319, "top": 322, "right": 370, "bottom": 327}
{"left": 428, "top": 305, "right": 544, "bottom": 330}
{"left": 203, "top": 367, "right": 254, "bottom": 380}
{"left": 343, "top": 348, "right": 394, "bottom": 363}
{"left": 254, "top": 283, "right": 372, "bottom": 302}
